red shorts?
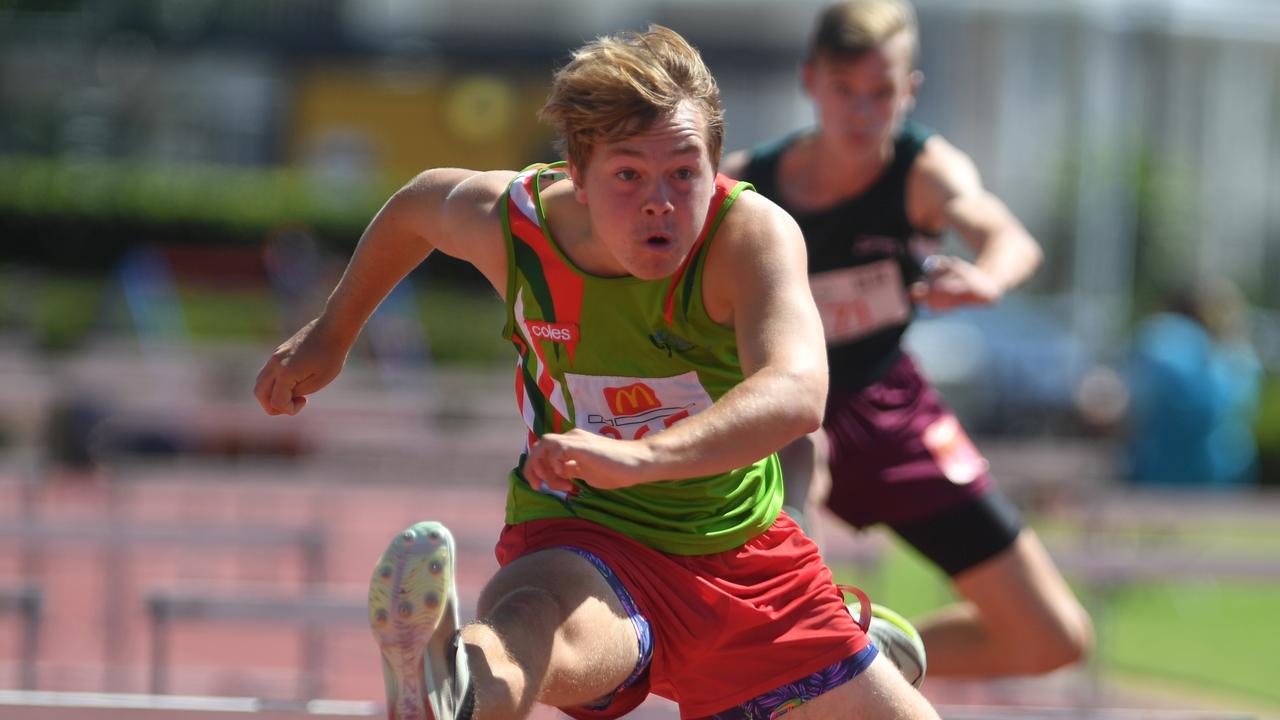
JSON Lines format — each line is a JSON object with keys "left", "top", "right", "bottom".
{"left": 495, "top": 514, "right": 867, "bottom": 719}
{"left": 825, "top": 353, "right": 993, "bottom": 527}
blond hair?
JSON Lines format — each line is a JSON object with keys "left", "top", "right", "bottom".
{"left": 540, "top": 25, "right": 725, "bottom": 172}
{"left": 808, "top": 0, "right": 919, "bottom": 65}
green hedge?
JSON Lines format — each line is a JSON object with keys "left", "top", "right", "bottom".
{"left": 1255, "top": 374, "right": 1280, "bottom": 487}
{"left": 0, "top": 155, "right": 392, "bottom": 268}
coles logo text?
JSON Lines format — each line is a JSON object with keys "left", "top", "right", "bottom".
{"left": 527, "top": 321, "right": 578, "bottom": 344}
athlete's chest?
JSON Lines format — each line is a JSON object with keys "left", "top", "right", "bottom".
{"left": 513, "top": 283, "right": 729, "bottom": 372}
{"left": 791, "top": 202, "right": 900, "bottom": 270}
{"left": 792, "top": 208, "right": 926, "bottom": 345}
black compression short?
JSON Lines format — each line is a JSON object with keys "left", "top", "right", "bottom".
{"left": 889, "top": 490, "right": 1024, "bottom": 577}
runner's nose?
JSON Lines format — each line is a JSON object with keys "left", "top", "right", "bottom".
{"left": 643, "top": 181, "right": 675, "bottom": 216}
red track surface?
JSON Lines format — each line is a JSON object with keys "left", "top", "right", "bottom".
{"left": 0, "top": 365, "right": 1251, "bottom": 719}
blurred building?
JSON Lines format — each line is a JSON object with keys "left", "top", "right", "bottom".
{"left": 4, "top": 0, "right": 1280, "bottom": 417}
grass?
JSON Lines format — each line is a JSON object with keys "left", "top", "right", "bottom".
{"left": 5, "top": 269, "right": 509, "bottom": 366}
{"left": 412, "top": 282, "right": 508, "bottom": 366}
{"left": 830, "top": 523, "right": 1280, "bottom": 715}
{"left": 21, "top": 272, "right": 105, "bottom": 352}
{"left": 1103, "top": 582, "right": 1280, "bottom": 706}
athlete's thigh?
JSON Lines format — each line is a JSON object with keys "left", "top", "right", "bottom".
{"left": 782, "top": 653, "right": 939, "bottom": 720}
{"left": 951, "top": 529, "right": 1088, "bottom": 642}
{"left": 478, "top": 547, "right": 639, "bottom": 704}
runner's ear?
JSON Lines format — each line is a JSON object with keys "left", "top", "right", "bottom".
{"left": 567, "top": 161, "right": 588, "bottom": 204}
{"left": 800, "top": 61, "right": 817, "bottom": 98}
{"left": 901, "top": 70, "right": 923, "bottom": 113}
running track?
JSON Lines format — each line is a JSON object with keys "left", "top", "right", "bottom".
{"left": 0, "top": 364, "right": 1250, "bottom": 719}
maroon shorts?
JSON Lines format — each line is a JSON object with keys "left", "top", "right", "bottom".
{"left": 825, "top": 353, "right": 993, "bottom": 528}
{"left": 495, "top": 514, "right": 868, "bottom": 719}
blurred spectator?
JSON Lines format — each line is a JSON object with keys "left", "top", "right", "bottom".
{"left": 1127, "top": 277, "right": 1262, "bottom": 488}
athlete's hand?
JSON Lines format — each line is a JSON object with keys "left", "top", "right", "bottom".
{"left": 910, "top": 255, "right": 1004, "bottom": 312}
{"left": 254, "top": 318, "right": 352, "bottom": 416}
{"left": 523, "top": 429, "right": 654, "bottom": 493}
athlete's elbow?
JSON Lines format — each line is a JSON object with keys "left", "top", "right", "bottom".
{"left": 799, "top": 401, "right": 825, "bottom": 435}
{"left": 1010, "top": 229, "right": 1044, "bottom": 274}
{"left": 1024, "top": 234, "right": 1045, "bottom": 273}
{"left": 789, "top": 369, "right": 828, "bottom": 436}
{"left": 794, "top": 409, "right": 823, "bottom": 437}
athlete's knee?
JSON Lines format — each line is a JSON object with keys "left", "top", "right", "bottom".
{"left": 1013, "top": 605, "right": 1094, "bottom": 673}
{"left": 459, "top": 622, "right": 532, "bottom": 720}
{"left": 478, "top": 583, "right": 564, "bottom": 634}
{"left": 1047, "top": 605, "right": 1094, "bottom": 668}
{"left": 794, "top": 656, "right": 939, "bottom": 719}
{"left": 464, "top": 587, "right": 566, "bottom": 718}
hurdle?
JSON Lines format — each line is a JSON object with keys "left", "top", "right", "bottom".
{"left": 0, "top": 689, "right": 378, "bottom": 719}
{"left": 0, "top": 583, "right": 41, "bottom": 689}
{"left": 146, "top": 588, "right": 367, "bottom": 700}
{"left": 936, "top": 706, "right": 1253, "bottom": 720}
{"left": 0, "top": 522, "right": 327, "bottom": 585}
{"left": 1052, "top": 546, "right": 1280, "bottom": 587}
{"left": 0, "top": 518, "right": 327, "bottom": 691}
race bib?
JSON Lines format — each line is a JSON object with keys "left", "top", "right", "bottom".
{"left": 564, "top": 371, "right": 713, "bottom": 441}
{"left": 922, "top": 415, "right": 989, "bottom": 485}
{"left": 809, "top": 259, "right": 911, "bottom": 343}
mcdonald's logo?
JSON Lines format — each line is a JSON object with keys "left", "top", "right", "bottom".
{"left": 604, "top": 382, "right": 661, "bottom": 417}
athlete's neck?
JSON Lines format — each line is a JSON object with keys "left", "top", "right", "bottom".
{"left": 781, "top": 132, "right": 894, "bottom": 211}
{"left": 813, "top": 131, "right": 893, "bottom": 189}
{"left": 542, "top": 184, "right": 629, "bottom": 278}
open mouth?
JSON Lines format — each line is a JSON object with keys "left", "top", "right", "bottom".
{"left": 645, "top": 234, "right": 673, "bottom": 248}
{"left": 846, "top": 127, "right": 884, "bottom": 143}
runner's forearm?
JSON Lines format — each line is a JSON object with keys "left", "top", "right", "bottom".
{"left": 638, "top": 365, "right": 825, "bottom": 482}
{"left": 318, "top": 177, "right": 449, "bottom": 343}
{"left": 974, "top": 228, "right": 1042, "bottom": 294}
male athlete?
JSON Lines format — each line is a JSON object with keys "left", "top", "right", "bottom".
{"left": 257, "top": 24, "right": 937, "bottom": 720}
{"left": 724, "top": 0, "right": 1093, "bottom": 678}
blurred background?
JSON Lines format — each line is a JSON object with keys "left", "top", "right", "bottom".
{"left": 2, "top": 0, "right": 1279, "bottom": 718}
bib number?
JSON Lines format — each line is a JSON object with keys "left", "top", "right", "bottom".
{"left": 809, "top": 259, "right": 911, "bottom": 343}
{"left": 564, "top": 371, "right": 713, "bottom": 441}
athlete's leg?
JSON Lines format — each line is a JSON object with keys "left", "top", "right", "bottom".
{"left": 778, "top": 429, "right": 831, "bottom": 538}
{"left": 914, "top": 529, "right": 1093, "bottom": 676}
{"left": 778, "top": 654, "right": 939, "bottom": 720}
{"left": 371, "top": 522, "right": 638, "bottom": 720}
{"left": 847, "top": 598, "right": 927, "bottom": 687}
{"left": 819, "top": 353, "right": 1093, "bottom": 679}
{"left": 883, "top": 488, "right": 1093, "bottom": 679}
{"left": 463, "top": 548, "right": 640, "bottom": 719}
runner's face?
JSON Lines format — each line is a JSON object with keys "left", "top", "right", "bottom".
{"left": 570, "top": 102, "right": 717, "bottom": 280}
{"left": 805, "top": 31, "right": 918, "bottom": 154}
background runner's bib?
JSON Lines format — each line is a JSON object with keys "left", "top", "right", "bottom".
{"left": 500, "top": 163, "right": 782, "bottom": 556}
{"left": 740, "top": 121, "right": 939, "bottom": 390}
{"left": 810, "top": 259, "right": 911, "bottom": 344}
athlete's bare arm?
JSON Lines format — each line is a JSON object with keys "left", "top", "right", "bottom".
{"left": 254, "top": 168, "right": 514, "bottom": 416}
{"left": 526, "top": 192, "right": 828, "bottom": 492}
{"left": 703, "top": 190, "right": 830, "bottom": 458}
{"left": 906, "top": 136, "right": 1043, "bottom": 311}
